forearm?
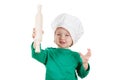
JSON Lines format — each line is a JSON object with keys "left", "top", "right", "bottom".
{"left": 31, "top": 42, "right": 47, "bottom": 64}
{"left": 77, "top": 63, "right": 90, "bottom": 78}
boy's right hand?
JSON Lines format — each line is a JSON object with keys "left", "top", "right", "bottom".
{"left": 32, "top": 28, "right": 44, "bottom": 48}
{"left": 32, "top": 28, "right": 44, "bottom": 39}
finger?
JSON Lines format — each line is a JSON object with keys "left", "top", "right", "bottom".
{"left": 85, "top": 49, "right": 91, "bottom": 58}
{"left": 32, "top": 33, "right": 35, "bottom": 38}
{"left": 88, "top": 49, "right": 91, "bottom": 57}
{"left": 33, "top": 28, "right": 35, "bottom": 31}
{"left": 32, "top": 28, "right": 36, "bottom": 38}
{"left": 33, "top": 28, "right": 36, "bottom": 33}
{"left": 42, "top": 30, "right": 44, "bottom": 34}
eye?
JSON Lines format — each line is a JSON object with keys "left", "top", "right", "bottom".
{"left": 56, "top": 33, "right": 61, "bottom": 36}
{"left": 65, "top": 34, "right": 70, "bottom": 36}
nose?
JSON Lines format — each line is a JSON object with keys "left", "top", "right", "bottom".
{"left": 60, "top": 34, "right": 65, "bottom": 39}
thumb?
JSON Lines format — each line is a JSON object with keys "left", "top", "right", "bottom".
{"left": 79, "top": 52, "right": 84, "bottom": 58}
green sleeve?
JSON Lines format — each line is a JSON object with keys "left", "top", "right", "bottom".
{"left": 76, "top": 62, "right": 90, "bottom": 78}
{"left": 31, "top": 42, "right": 48, "bottom": 65}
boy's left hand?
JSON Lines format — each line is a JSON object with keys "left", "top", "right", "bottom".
{"left": 79, "top": 48, "right": 91, "bottom": 69}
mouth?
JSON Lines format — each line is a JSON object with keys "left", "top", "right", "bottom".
{"left": 59, "top": 41, "right": 66, "bottom": 44}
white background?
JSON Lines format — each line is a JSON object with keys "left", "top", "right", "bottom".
{"left": 0, "top": 0, "right": 120, "bottom": 80}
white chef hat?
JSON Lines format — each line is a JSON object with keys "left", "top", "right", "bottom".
{"left": 51, "top": 13, "right": 84, "bottom": 45}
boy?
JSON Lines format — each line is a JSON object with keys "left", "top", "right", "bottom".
{"left": 31, "top": 13, "right": 91, "bottom": 80}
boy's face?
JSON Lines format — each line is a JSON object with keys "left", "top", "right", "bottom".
{"left": 54, "top": 27, "right": 73, "bottom": 48}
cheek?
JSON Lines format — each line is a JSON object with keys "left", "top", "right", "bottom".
{"left": 67, "top": 38, "right": 73, "bottom": 44}
{"left": 54, "top": 36, "right": 58, "bottom": 43}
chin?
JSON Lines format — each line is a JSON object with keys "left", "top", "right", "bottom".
{"left": 58, "top": 45, "right": 69, "bottom": 48}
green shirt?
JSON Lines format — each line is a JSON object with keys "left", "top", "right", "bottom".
{"left": 31, "top": 43, "right": 90, "bottom": 80}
